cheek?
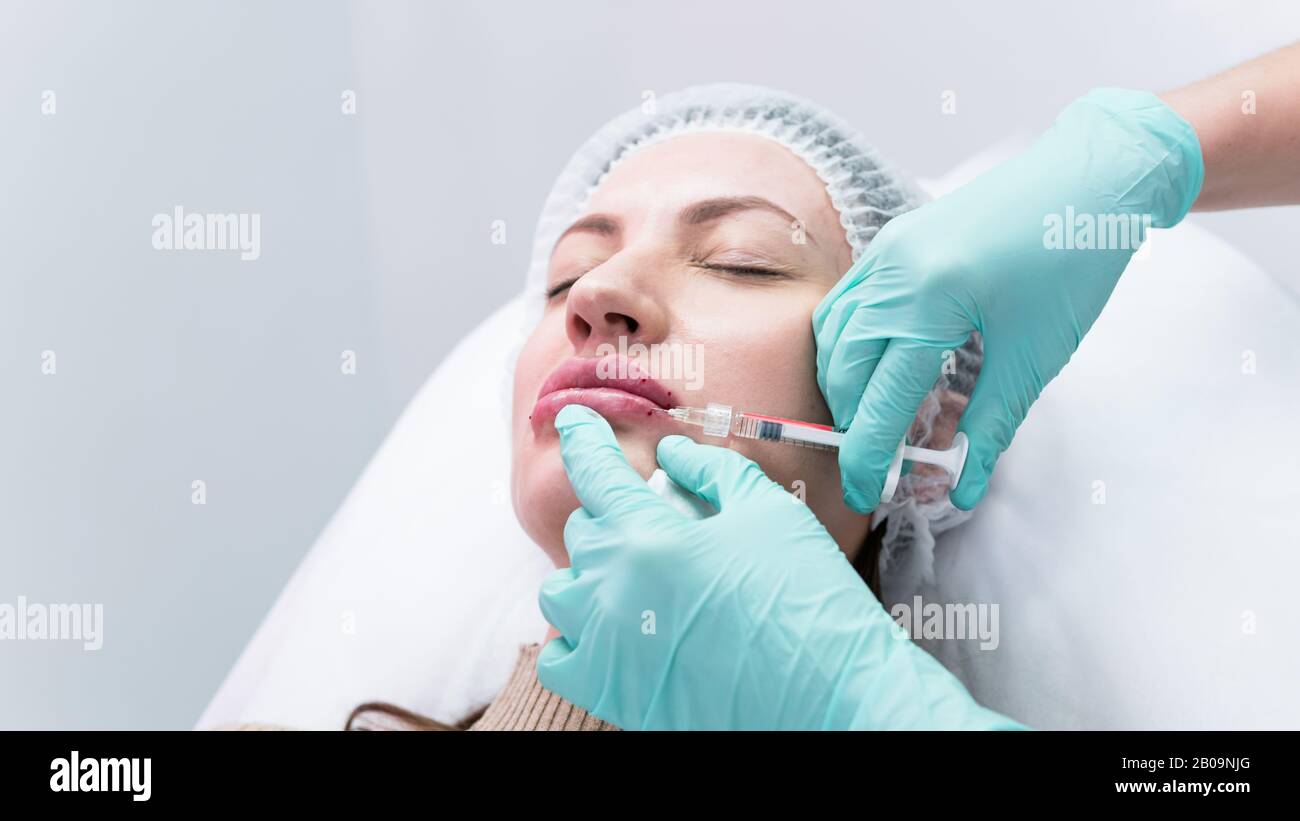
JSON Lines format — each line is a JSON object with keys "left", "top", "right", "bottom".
{"left": 682, "top": 290, "right": 827, "bottom": 422}
{"left": 512, "top": 316, "right": 561, "bottom": 424}
{"left": 510, "top": 437, "right": 574, "bottom": 566}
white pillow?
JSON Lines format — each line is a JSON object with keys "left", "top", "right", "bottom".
{"left": 201, "top": 180, "right": 1300, "bottom": 732}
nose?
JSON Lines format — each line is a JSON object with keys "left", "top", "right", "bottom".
{"left": 565, "top": 257, "right": 669, "bottom": 355}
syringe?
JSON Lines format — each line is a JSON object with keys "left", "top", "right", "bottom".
{"left": 656, "top": 402, "right": 968, "bottom": 504}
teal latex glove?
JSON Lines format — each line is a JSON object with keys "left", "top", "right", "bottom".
{"left": 814, "top": 88, "right": 1204, "bottom": 513}
{"left": 536, "top": 403, "right": 1024, "bottom": 730}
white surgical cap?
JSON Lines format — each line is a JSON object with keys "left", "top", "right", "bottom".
{"left": 514, "top": 82, "right": 977, "bottom": 602}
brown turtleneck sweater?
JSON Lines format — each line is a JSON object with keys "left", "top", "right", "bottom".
{"left": 469, "top": 643, "right": 619, "bottom": 731}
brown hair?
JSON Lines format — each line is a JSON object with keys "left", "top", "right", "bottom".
{"left": 345, "top": 529, "right": 885, "bottom": 731}
{"left": 346, "top": 700, "right": 481, "bottom": 731}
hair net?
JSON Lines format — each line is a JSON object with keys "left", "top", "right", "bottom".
{"left": 513, "top": 82, "right": 980, "bottom": 602}
{"left": 520, "top": 82, "right": 927, "bottom": 311}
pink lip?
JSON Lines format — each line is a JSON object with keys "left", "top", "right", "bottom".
{"left": 530, "top": 356, "right": 678, "bottom": 433}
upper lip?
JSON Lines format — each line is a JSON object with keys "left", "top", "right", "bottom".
{"left": 536, "top": 356, "right": 675, "bottom": 409}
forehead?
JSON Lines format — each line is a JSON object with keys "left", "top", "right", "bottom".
{"left": 584, "top": 132, "right": 842, "bottom": 237}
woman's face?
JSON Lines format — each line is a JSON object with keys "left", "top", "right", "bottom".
{"left": 511, "top": 132, "right": 869, "bottom": 568}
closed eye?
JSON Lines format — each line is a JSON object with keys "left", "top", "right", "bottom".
{"left": 546, "top": 278, "right": 578, "bottom": 300}
{"left": 693, "top": 261, "right": 791, "bottom": 280}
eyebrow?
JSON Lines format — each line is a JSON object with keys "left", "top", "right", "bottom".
{"left": 554, "top": 214, "right": 620, "bottom": 245}
{"left": 680, "top": 196, "right": 808, "bottom": 240}
{"left": 553, "top": 195, "right": 814, "bottom": 248}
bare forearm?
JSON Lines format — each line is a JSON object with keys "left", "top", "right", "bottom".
{"left": 1160, "top": 41, "right": 1300, "bottom": 211}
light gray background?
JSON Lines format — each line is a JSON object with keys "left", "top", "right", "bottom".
{"left": 2, "top": 1, "right": 1297, "bottom": 729}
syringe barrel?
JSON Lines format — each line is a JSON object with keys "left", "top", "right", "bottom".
{"left": 732, "top": 412, "right": 843, "bottom": 451}
{"left": 686, "top": 403, "right": 843, "bottom": 452}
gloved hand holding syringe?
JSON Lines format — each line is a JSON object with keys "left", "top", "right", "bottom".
{"left": 654, "top": 402, "right": 968, "bottom": 504}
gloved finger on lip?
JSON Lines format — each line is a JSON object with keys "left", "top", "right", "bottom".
{"left": 555, "top": 403, "right": 668, "bottom": 521}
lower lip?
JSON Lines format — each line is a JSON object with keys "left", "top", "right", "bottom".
{"left": 530, "top": 388, "right": 671, "bottom": 433}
